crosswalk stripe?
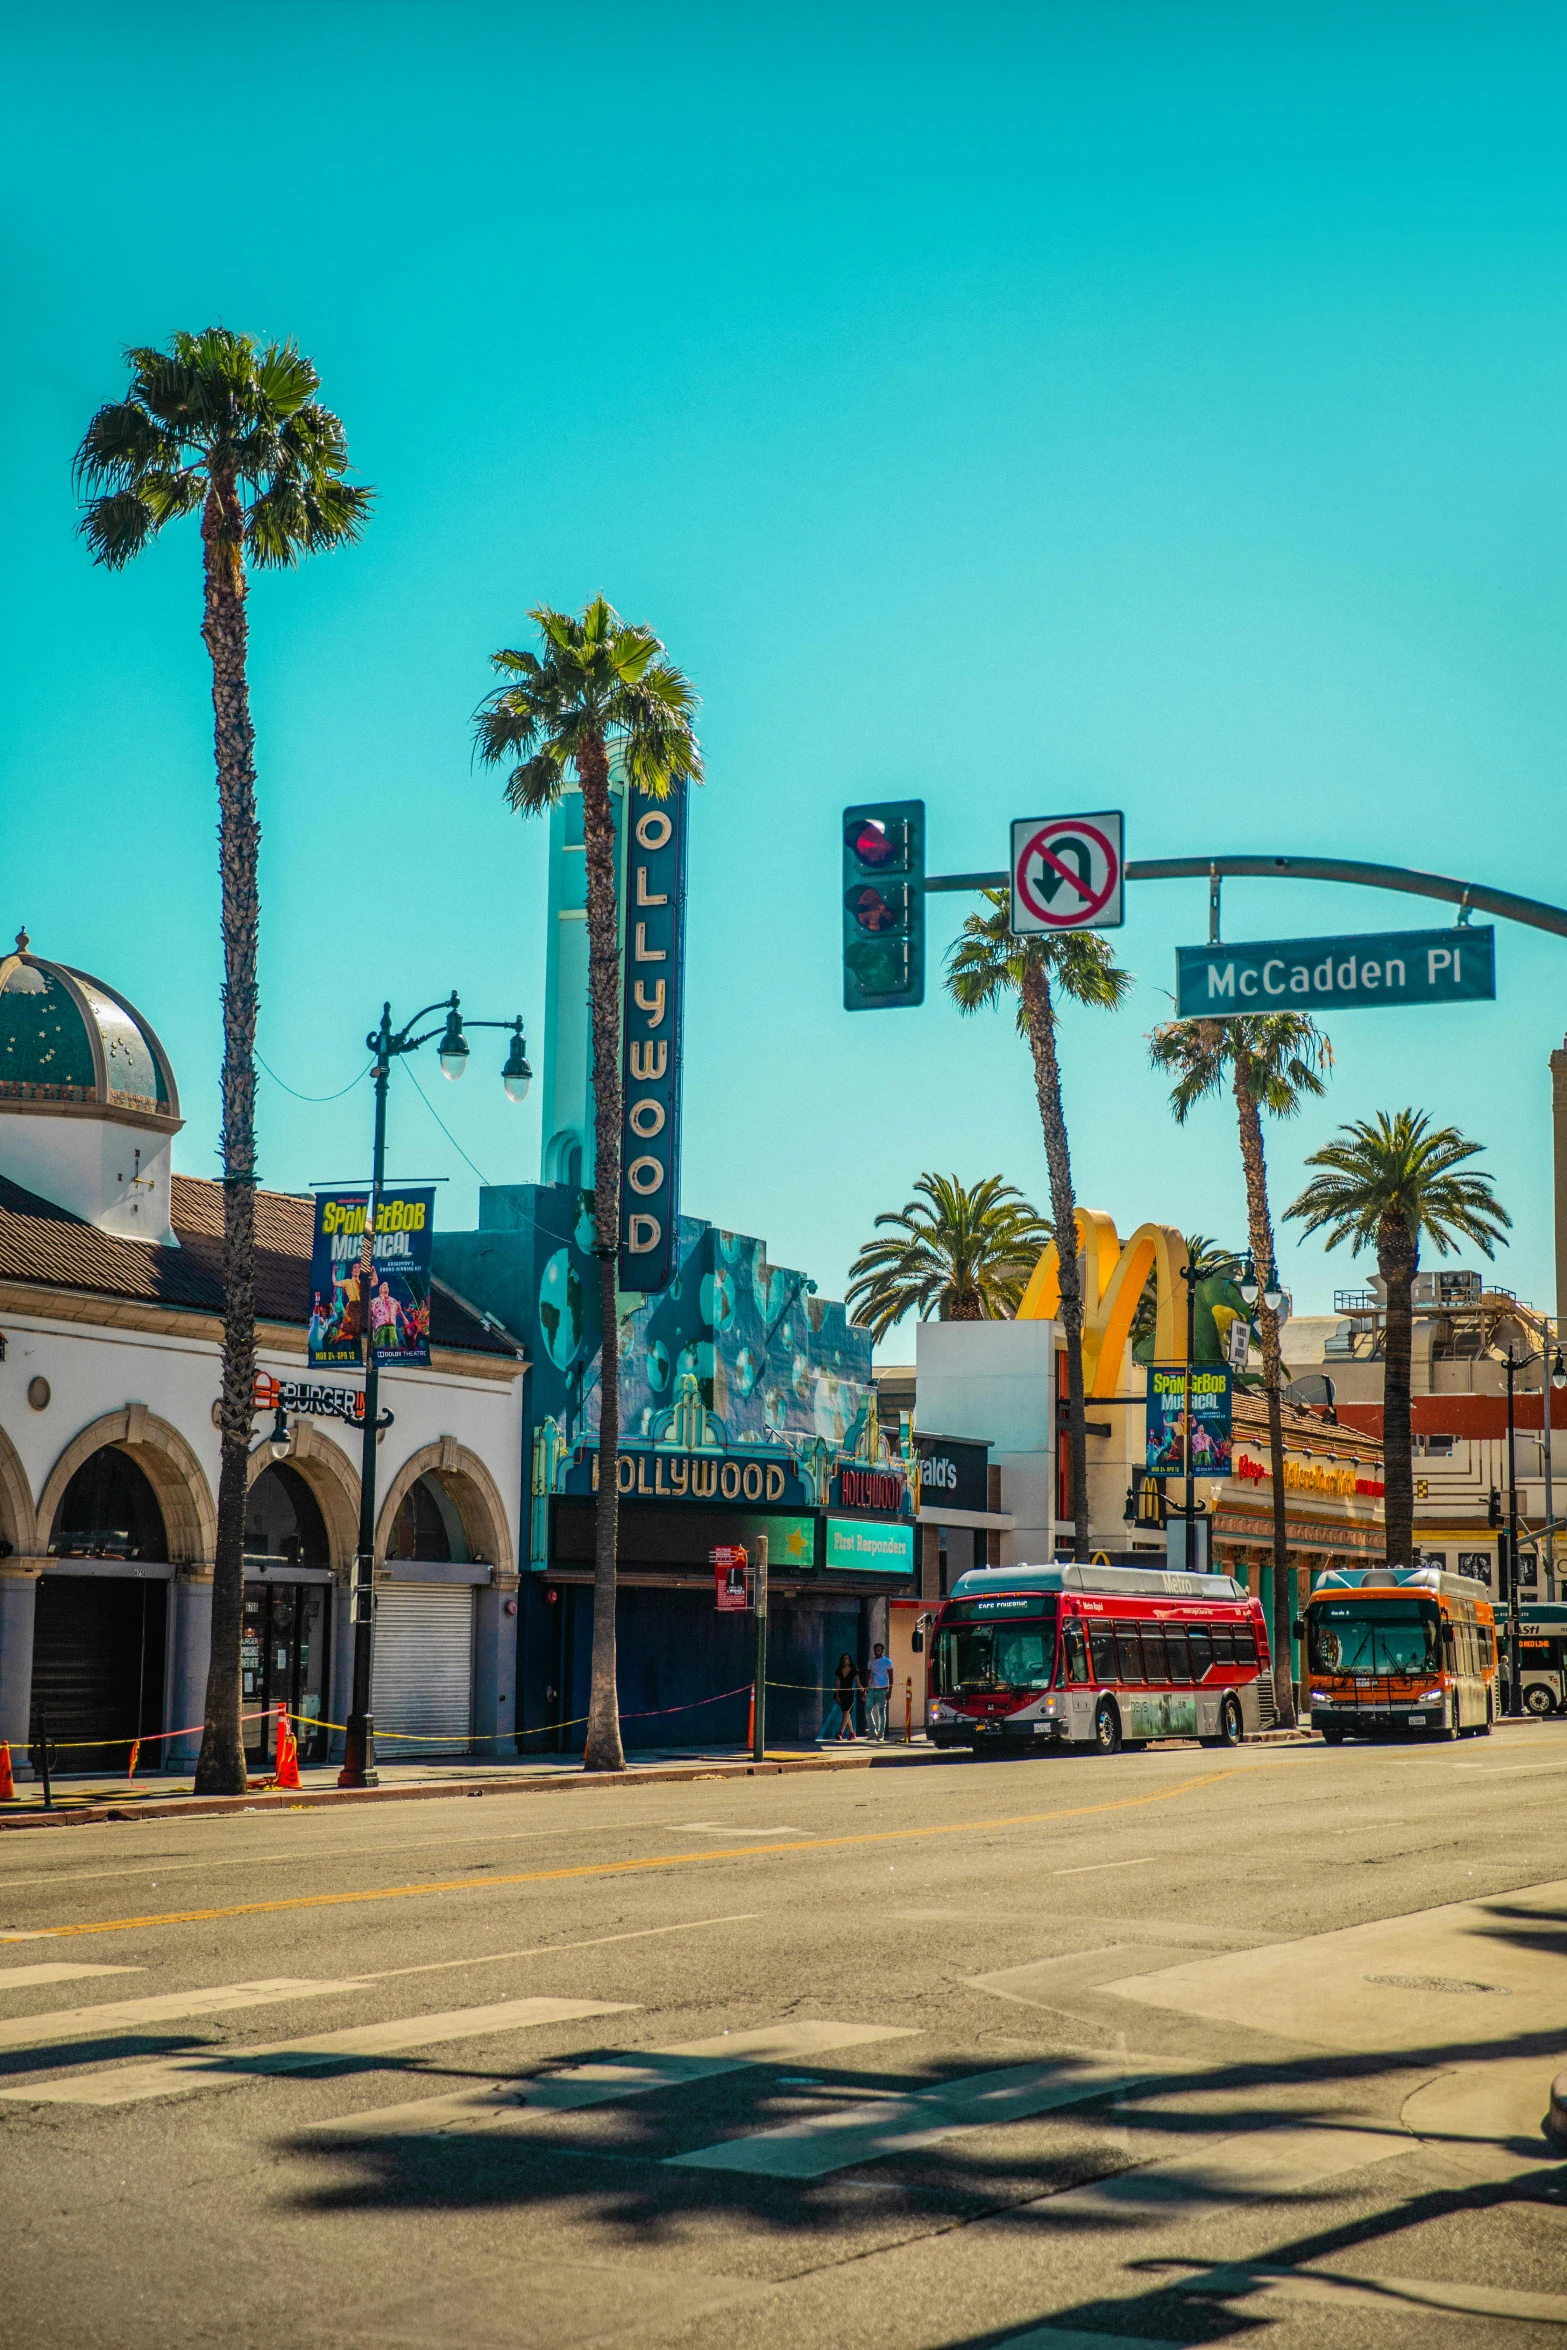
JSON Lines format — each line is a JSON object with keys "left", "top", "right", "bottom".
{"left": 0, "top": 1964, "right": 143, "bottom": 1990}
{"left": 0, "top": 1976, "right": 371, "bottom": 2053}
{"left": 668, "top": 2055, "right": 1150, "bottom": 2178}
{"left": 0, "top": 1996, "right": 633, "bottom": 2108}
{"left": 311, "top": 2018, "right": 918, "bottom": 2139}
{"left": 1039, "top": 2119, "right": 1413, "bottom": 2222}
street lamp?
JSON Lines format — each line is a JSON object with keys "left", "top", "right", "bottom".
{"left": 1499, "top": 1336, "right": 1567, "bottom": 1718}
{"left": 1238, "top": 1253, "right": 1283, "bottom": 1314}
{"left": 338, "top": 991, "right": 528, "bottom": 1790}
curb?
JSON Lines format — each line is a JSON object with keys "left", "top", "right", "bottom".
{"left": 1550, "top": 2070, "right": 1567, "bottom": 2149}
{"left": 0, "top": 1744, "right": 961, "bottom": 1830}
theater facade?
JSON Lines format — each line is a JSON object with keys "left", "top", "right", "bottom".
{"left": 0, "top": 935, "right": 526, "bottom": 1776}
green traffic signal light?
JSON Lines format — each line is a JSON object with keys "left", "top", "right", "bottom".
{"left": 842, "top": 799, "right": 924, "bottom": 1011}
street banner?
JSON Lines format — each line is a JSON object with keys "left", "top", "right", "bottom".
{"left": 1175, "top": 926, "right": 1495, "bottom": 1019}
{"left": 308, "top": 1188, "right": 435, "bottom": 1369}
{"left": 1146, "top": 1365, "right": 1233, "bottom": 1479}
{"left": 620, "top": 774, "right": 688, "bottom": 1293}
{"left": 713, "top": 1544, "right": 749, "bottom": 1611}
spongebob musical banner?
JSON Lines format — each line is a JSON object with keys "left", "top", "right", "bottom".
{"left": 1145, "top": 1366, "right": 1233, "bottom": 1479}
{"left": 308, "top": 1188, "right": 435, "bottom": 1370}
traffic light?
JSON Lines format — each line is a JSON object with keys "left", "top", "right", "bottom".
{"left": 842, "top": 799, "right": 924, "bottom": 1011}
{"left": 1488, "top": 1487, "right": 1503, "bottom": 1528}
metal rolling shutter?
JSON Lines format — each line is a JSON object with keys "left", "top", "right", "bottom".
{"left": 373, "top": 1583, "right": 475, "bottom": 1750}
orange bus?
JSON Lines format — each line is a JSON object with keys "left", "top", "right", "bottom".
{"left": 1299, "top": 1566, "right": 1496, "bottom": 1743}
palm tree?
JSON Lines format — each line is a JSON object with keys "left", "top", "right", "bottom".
{"left": 1287, "top": 1110, "right": 1511, "bottom": 1574}
{"left": 1148, "top": 1013, "right": 1330, "bottom": 1723}
{"left": 75, "top": 330, "right": 371, "bottom": 1795}
{"left": 947, "top": 892, "right": 1132, "bottom": 1558}
{"left": 847, "top": 1174, "right": 1052, "bottom": 1340}
{"left": 475, "top": 597, "right": 701, "bottom": 1772}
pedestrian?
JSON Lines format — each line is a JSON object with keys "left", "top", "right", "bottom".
{"left": 865, "top": 1642, "right": 893, "bottom": 1740}
{"left": 833, "top": 1651, "right": 860, "bottom": 1740}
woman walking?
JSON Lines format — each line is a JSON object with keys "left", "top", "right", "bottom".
{"left": 834, "top": 1652, "right": 862, "bottom": 1741}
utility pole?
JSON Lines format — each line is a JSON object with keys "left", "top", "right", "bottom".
{"left": 751, "top": 1535, "right": 768, "bottom": 1763}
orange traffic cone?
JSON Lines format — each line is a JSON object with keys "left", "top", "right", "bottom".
{"left": 0, "top": 1742, "right": 13, "bottom": 1801}
{"left": 274, "top": 1706, "right": 301, "bottom": 1791}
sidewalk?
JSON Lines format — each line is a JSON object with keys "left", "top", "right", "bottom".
{"left": 0, "top": 1721, "right": 1319, "bottom": 1830}
{"left": 0, "top": 1734, "right": 949, "bottom": 1828}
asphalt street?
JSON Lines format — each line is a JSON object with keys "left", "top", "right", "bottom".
{"left": 2, "top": 1722, "right": 1566, "bottom": 2350}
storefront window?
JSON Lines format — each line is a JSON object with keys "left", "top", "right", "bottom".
{"left": 244, "top": 1463, "right": 329, "bottom": 1568}
{"left": 50, "top": 1447, "right": 167, "bottom": 1561}
{"left": 387, "top": 1472, "right": 469, "bottom": 1563}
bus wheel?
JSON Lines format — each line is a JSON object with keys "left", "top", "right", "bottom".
{"left": 1321, "top": 1724, "right": 1345, "bottom": 1745}
{"left": 1217, "top": 1694, "right": 1244, "bottom": 1747}
{"left": 1433, "top": 1698, "right": 1459, "bottom": 1741}
{"left": 1525, "top": 1683, "right": 1556, "bottom": 1717}
{"left": 1093, "top": 1699, "right": 1122, "bottom": 1756}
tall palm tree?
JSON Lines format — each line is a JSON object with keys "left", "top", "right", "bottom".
{"left": 1287, "top": 1110, "right": 1511, "bottom": 1574}
{"left": 75, "top": 330, "right": 371, "bottom": 1795}
{"left": 1148, "top": 1013, "right": 1330, "bottom": 1723}
{"left": 847, "top": 1174, "right": 1052, "bottom": 1340}
{"left": 947, "top": 893, "right": 1131, "bottom": 1558}
{"left": 475, "top": 597, "right": 701, "bottom": 1772}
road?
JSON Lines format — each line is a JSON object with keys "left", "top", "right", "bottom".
{"left": 2, "top": 1723, "right": 1566, "bottom": 2350}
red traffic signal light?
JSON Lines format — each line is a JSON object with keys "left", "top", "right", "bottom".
{"left": 845, "top": 816, "right": 900, "bottom": 869}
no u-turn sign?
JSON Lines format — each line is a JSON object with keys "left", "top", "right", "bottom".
{"left": 1010, "top": 811, "right": 1125, "bottom": 934}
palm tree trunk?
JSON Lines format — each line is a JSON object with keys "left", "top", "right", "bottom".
{"left": 1232, "top": 1056, "right": 1295, "bottom": 1726}
{"left": 1022, "top": 967, "right": 1088, "bottom": 1558}
{"left": 195, "top": 475, "right": 258, "bottom": 1797}
{"left": 578, "top": 734, "right": 626, "bottom": 1772}
{"left": 1379, "top": 1215, "right": 1417, "bottom": 1570}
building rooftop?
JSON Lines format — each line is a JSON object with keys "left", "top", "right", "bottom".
{"left": 0, "top": 1171, "right": 518, "bottom": 1359}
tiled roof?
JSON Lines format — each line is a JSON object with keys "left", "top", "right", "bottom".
{"left": 0, "top": 1172, "right": 516, "bottom": 1359}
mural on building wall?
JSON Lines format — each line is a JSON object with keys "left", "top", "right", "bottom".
{"left": 496, "top": 1185, "right": 906, "bottom": 1567}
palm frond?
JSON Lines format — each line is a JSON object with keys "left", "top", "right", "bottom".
{"left": 945, "top": 890, "right": 1130, "bottom": 1030}
{"left": 1285, "top": 1108, "right": 1511, "bottom": 1262}
{"left": 846, "top": 1171, "right": 1051, "bottom": 1338}
{"left": 474, "top": 599, "right": 702, "bottom": 815}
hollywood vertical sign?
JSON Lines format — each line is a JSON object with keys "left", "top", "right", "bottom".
{"left": 618, "top": 774, "right": 688, "bottom": 1292}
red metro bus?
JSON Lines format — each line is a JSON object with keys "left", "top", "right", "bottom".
{"left": 926, "top": 1563, "right": 1272, "bottom": 1755}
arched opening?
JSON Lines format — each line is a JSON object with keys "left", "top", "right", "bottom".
{"left": 244, "top": 1463, "right": 331, "bottom": 1570}
{"left": 49, "top": 1446, "right": 167, "bottom": 1562}
{"left": 35, "top": 1443, "right": 167, "bottom": 1773}
{"left": 386, "top": 1472, "right": 470, "bottom": 1564}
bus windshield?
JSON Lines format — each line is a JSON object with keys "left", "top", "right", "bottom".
{"left": 935, "top": 1607, "right": 1057, "bottom": 1696}
{"left": 1308, "top": 1599, "right": 1440, "bottom": 1677}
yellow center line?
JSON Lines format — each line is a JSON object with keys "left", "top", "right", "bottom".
{"left": 1, "top": 1763, "right": 1274, "bottom": 1941}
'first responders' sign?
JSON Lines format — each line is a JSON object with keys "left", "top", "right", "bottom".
{"left": 1176, "top": 926, "right": 1495, "bottom": 1019}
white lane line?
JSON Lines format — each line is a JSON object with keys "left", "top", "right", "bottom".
{"left": 0, "top": 1964, "right": 143, "bottom": 1990}
{"left": 672, "top": 1824, "right": 803, "bottom": 1836}
{"left": 0, "top": 1975, "right": 371, "bottom": 2053}
{"left": 312, "top": 2019, "right": 918, "bottom": 2139}
{"left": 1, "top": 1995, "right": 633, "bottom": 2108}
{"left": 1038, "top": 2119, "right": 1411, "bottom": 2223}
{"left": 1051, "top": 1860, "right": 1155, "bottom": 1878}
{"left": 668, "top": 2056, "right": 1151, "bottom": 2178}
{"left": 370, "top": 1913, "right": 760, "bottom": 1984}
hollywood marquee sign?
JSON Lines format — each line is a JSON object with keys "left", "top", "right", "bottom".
{"left": 833, "top": 1464, "right": 910, "bottom": 1515}
{"left": 618, "top": 777, "right": 688, "bottom": 1294}
{"left": 565, "top": 1445, "right": 811, "bottom": 1508}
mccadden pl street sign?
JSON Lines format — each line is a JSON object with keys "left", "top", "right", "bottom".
{"left": 1176, "top": 925, "right": 1496, "bottom": 1018}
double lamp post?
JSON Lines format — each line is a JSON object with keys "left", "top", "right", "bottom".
{"left": 336, "top": 993, "right": 530, "bottom": 1790}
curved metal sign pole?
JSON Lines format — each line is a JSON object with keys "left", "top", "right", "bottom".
{"left": 927, "top": 854, "right": 1567, "bottom": 940}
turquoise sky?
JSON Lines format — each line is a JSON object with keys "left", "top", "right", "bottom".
{"left": 6, "top": 4, "right": 1566, "bottom": 1337}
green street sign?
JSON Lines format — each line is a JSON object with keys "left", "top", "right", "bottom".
{"left": 1175, "top": 925, "right": 1495, "bottom": 1018}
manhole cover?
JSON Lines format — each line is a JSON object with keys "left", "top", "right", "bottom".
{"left": 1365, "top": 1972, "right": 1510, "bottom": 1996}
